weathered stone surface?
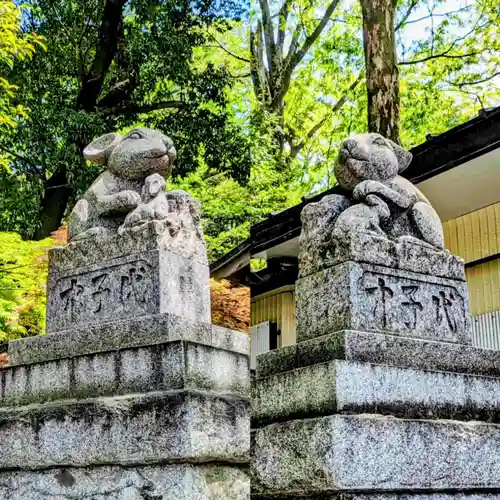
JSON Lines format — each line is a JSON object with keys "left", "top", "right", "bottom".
{"left": 47, "top": 243, "right": 210, "bottom": 333}
{"left": 299, "top": 193, "right": 352, "bottom": 277}
{"left": 253, "top": 359, "right": 500, "bottom": 426}
{"left": 252, "top": 414, "right": 500, "bottom": 494}
{"left": 256, "top": 344, "right": 298, "bottom": 378}
{"left": 0, "top": 463, "right": 249, "bottom": 499}
{"left": 52, "top": 218, "right": 207, "bottom": 271}
{"left": 299, "top": 231, "right": 465, "bottom": 280}
{"left": 256, "top": 330, "right": 500, "bottom": 379}
{"left": 254, "top": 494, "right": 500, "bottom": 499}
{"left": 0, "top": 391, "right": 249, "bottom": 469}
{"left": 2, "top": 340, "right": 249, "bottom": 406}
{"left": 296, "top": 262, "right": 471, "bottom": 344}
{"left": 9, "top": 312, "right": 249, "bottom": 366}
{"left": 212, "top": 324, "right": 251, "bottom": 354}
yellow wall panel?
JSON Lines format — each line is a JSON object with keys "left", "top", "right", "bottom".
{"left": 443, "top": 201, "right": 500, "bottom": 263}
{"left": 466, "top": 258, "right": 500, "bottom": 316}
{"left": 251, "top": 286, "right": 296, "bottom": 347}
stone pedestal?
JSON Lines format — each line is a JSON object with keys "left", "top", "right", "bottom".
{"left": 46, "top": 221, "right": 211, "bottom": 333}
{"left": 251, "top": 236, "right": 500, "bottom": 499}
{"left": 3, "top": 222, "right": 250, "bottom": 499}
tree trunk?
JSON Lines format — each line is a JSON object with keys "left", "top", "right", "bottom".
{"left": 32, "top": 0, "right": 127, "bottom": 240}
{"left": 360, "top": 0, "right": 400, "bottom": 143}
{"left": 33, "top": 167, "right": 72, "bottom": 240}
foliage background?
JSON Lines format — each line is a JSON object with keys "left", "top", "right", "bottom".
{"left": 0, "top": 0, "right": 499, "bottom": 342}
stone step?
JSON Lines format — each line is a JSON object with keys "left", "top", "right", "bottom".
{"left": 0, "top": 461, "right": 249, "bottom": 499}
{"left": 252, "top": 414, "right": 500, "bottom": 496}
{"left": 253, "top": 494, "right": 500, "bottom": 499}
{"left": 0, "top": 390, "right": 249, "bottom": 470}
{"left": 256, "top": 329, "right": 500, "bottom": 379}
{"left": 2, "top": 340, "right": 249, "bottom": 407}
{"left": 8, "top": 311, "right": 248, "bottom": 366}
{"left": 253, "top": 359, "right": 500, "bottom": 426}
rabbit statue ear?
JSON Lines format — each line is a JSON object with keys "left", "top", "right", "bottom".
{"left": 83, "top": 133, "right": 122, "bottom": 165}
{"left": 386, "top": 138, "right": 413, "bottom": 173}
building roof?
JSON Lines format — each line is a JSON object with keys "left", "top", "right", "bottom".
{"left": 211, "top": 106, "right": 500, "bottom": 281}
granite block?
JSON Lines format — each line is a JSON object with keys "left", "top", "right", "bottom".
{"left": 256, "top": 330, "right": 500, "bottom": 379}
{"left": 212, "top": 325, "right": 250, "bottom": 354}
{"left": 299, "top": 231, "right": 465, "bottom": 281}
{"left": 296, "top": 262, "right": 471, "bottom": 344}
{"left": 252, "top": 414, "right": 500, "bottom": 495}
{"left": 0, "top": 390, "right": 249, "bottom": 469}
{"left": 253, "top": 359, "right": 500, "bottom": 426}
{"left": 51, "top": 218, "right": 209, "bottom": 271}
{"left": 0, "top": 463, "right": 249, "bottom": 500}
{"left": 1, "top": 340, "right": 249, "bottom": 406}
{"left": 47, "top": 247, "right": 210, "bottom": 334}
{"left": 254, "top": 494, "right": 500, "bottom": 500}
{"left": 256, "top": 344, "right": 297, "bottom": 378}
{"left": 8, "top": 312, "right": 248, "bottom": 366}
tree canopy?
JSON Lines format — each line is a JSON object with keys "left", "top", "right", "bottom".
{"left": 0, "top": 0, "right": 44, "bottom": 129}
{"left": 0, "top": 0, "right": 499, "bottom": 261}
{"left": 0, "top": 0, "right": 250, "bottom": 239}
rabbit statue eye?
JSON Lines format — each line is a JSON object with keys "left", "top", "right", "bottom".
{"left": 372, "top": 137, "right": 386, "bottom": 147}
{"left": 127, "top": 131, "right": 142, "bottom": 140}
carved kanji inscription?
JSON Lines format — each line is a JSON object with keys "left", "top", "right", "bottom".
{"left": 359, "top": 270, "right": 467, "bottom": 341}
{"left": 52, "top": 258, "right": 156, "bottom": 329}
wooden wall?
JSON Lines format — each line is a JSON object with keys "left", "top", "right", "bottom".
{"left": 251, "top": 285, "right": 296, "bottom": 347}
{"left": 443, "top": 201, "right": 500, "bottom": 263}
{"left": 443, "top": 201, "right": 500, "bottom": 316}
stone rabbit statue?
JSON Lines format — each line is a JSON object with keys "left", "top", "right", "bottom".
{"left": 68, "top": 128, "right": 176, "bottom": 241}
{"left": 333, "top": 133, "right": 444, "bottom": 248}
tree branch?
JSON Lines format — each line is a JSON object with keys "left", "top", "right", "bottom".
{"left": 288, "top": 73, "right": 363, "bottom": 161}
{"left": 398, "top": 5, "right": 473, "bottom": 28}
{"left": 278, "top": 0, "right": 341, "bottom": 110}
{"left": 98, "top": 100, "right": 187, "bottom": 116}
{"left": 76, "top": 0, "right": 127, "bottom": 111}
{"left": 277, "top": 0, "right": 292, "bottom": 57}
{"left": 250, "top": 23, "right": 269, "bottom": 105}
{"left": 450, "top": 71, "right": 500, "bottom": 89}
{"left": 286, "top": 0, "right": 341, "bottom": 73}
{"left": 206, "top": 34, "right": 250, "bottom": 63}
{"left": 400, "top": 51, "right": 482, "bottom": 65}
{"left": 395, "top": 0, "right": 418, "bottom": 31}
{"left": 0, "top": 144, "right": 44, "bottom": 179}
{"left": 259, "top": 0, "right": 276, "bottom": 73}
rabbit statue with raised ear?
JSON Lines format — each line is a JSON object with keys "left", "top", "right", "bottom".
{"left": 332, "top": 133, "right": 444, "bottom": 249}
{"left": 68, "top": 128, "right": 176, "bottom": 242}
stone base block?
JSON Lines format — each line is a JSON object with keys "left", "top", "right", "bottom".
{"left": 0, "top": 390, "right": 249, "bottom": 469}
{"left": 47, "top": 226, "right": 211, "bottom": 334}
{"left": 299, "top": 231, "right": 466, "bottom": 281}
{"left": 2, "top": 340, "right": 249, "bottom": 407}
{"left": 8, "top": 312, "right": 248, "bottom": 366}
{"left": 296, "top": 262, "right": 471, "bottom": 344}
{"left": 252, "top": 414, "right": 500, "bottom": 495}
{"left": 256, "top": 330, "right": 500, "bottom": 379}
{"left": 0, "top": 463, "right": 249, "bottom": 500}
{"left": 254, "top": 494, "right": 500, "bottom": 499}
{"left": 253, "top": 359, "right": 500, "bottom": 426}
